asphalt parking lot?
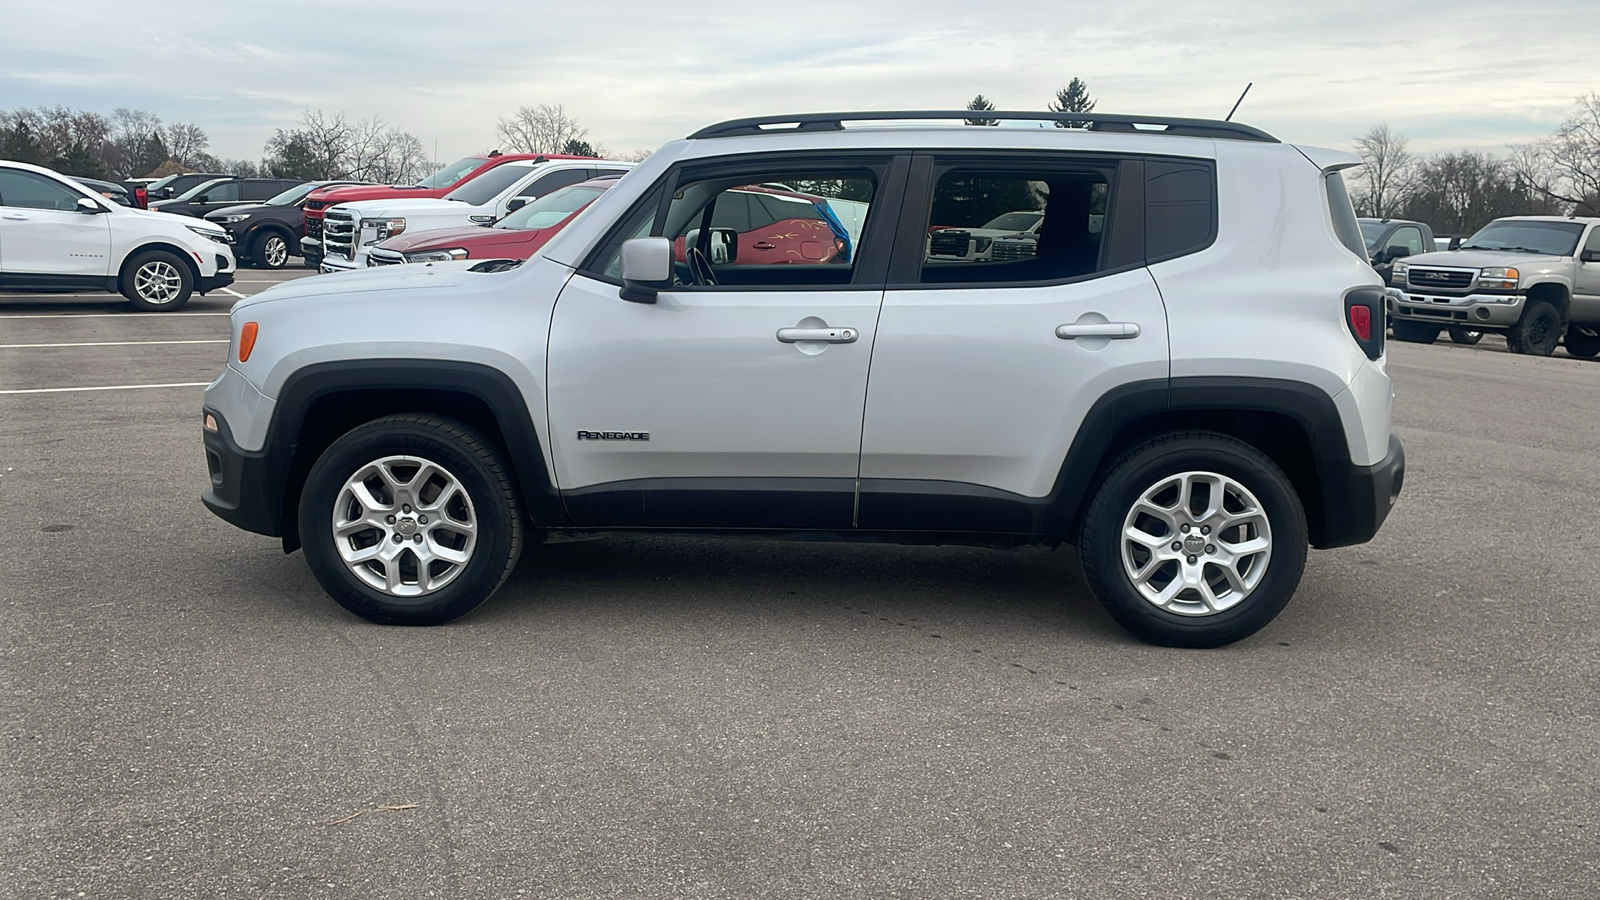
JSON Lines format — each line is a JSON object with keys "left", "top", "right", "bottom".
{"left": 2, "top": 279, "right": 1597, "bottom": 898}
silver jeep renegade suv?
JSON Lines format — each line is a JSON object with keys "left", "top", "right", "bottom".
{"left": 201, "top": 110, "right": 1404, "bottom": 647}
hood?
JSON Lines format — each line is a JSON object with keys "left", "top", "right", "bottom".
{"left": 327, "top": 197, "right": 471, "bottom": 218}
{"left": 308, "top": 184, "right": 443, "bottom": 205}
{"left": 1400, "top": 248, "right": 1566, "bottom": 269}
{"left": 233, "top": 260, "right": 494, "bottom": 310}
{"left": 206, "top": 203, "right": 267, "bottom": 220}
{"left": 115, "top": 204, "right": 225, "bottom": 229}
{"left": 377, "top": 224, "right": 544, "bottom": 254}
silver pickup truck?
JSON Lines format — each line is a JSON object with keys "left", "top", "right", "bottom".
{"left": 1388, "top": 215, "right": 1600, "bottom": 357}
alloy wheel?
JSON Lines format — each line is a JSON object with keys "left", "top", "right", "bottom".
{"left": 331, "top": 455, "right": 478, "bottom": 597}
{"left": 263, "top": 236, "right": 288, "bottom": 267}
{"left": 1119, "top": 470, "right": 1273, "bottom": 616}
{"left": 134, "top": 261, "right": 184, "bottom": 305}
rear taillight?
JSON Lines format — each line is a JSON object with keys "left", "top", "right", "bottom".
{"left": 135, "top": 187, "right": 147, "bottom": 208}
{"left": 1344, "top": 287, "right": 1385, "bottom": 361}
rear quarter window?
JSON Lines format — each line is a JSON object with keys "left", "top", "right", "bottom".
{"left": 1324, "top": 171, "right": 1367, "bottom": 260}
{"left": 1146, "top": 159, "right": 1215, "bottom": 262}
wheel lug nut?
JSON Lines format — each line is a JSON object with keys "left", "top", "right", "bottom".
{"left": 1187, "top": 555, "right": 1198, "bottom": 564}
{"left": 412, "top": 534, "right": 423, "bottom": 543}
{"left": 386, "top": 515, "right": 395, "bottom": 524}
{"left": 1172, "top": 542, "right": 1183, "bottom": 551}
{"left": 1201, "top": 525, "right": 1211, "bottom": 535}
{"left": 1205, "top": 544, "right": 1215, "bottom": 554}
{"left": 1180, "top": 524, "right": 1190, "bottom": 533}
{"left": 392, "top": 535, "right": 403, "bottom": 543}
{"left": 402, "top": 504, "right": 412, "bottom": 513}
{"left": 418, "top": 515, "right": 428, "bottom": 524}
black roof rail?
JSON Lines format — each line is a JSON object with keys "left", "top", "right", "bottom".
{"left": 686, "top": 110, "right": 1278, "bottom": 143}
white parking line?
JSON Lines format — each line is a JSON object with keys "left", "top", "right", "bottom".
{"left": 219, "top": 288, "right": 247, "bottom": 298}
{"left": 0, "top": 339, "right": 228, "bottom": 349}
{"left": 0, "top": 381, "right": 210, "bottom": 395}
{"left": 0, "top": 312, "right": 232, "bottom": 319}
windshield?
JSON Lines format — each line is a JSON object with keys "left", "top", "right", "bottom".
{"left": 265, "top": 182, "right": 318, "bottom": 206}
{"left": 170, "top": 177, "right": 228, "bottom": 202}
{"left": 496, "top": 183, "right": 608, "bottom": 230}
{"left": 982, "top": 211, "right": 1044, "bottom": 231}
{"left": 443, "top": 165, "right": 532, "bottom": 206}
{"left": 1359, "top": 221, "right": 1388, "bottom": 251}
{"left": 417, "top": 155, "right": 488, "bottom": 189}
{"left": 1459, "top": 220, "right": 1585, "bottom": 256}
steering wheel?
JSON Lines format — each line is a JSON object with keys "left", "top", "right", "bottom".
{"left": 687, "top": 246, "right": 719, "bottom": 286}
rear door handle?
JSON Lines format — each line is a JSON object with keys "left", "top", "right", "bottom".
{"left": 2, "top": 213, "right": 27, "bottom": 220}
{"left": 1056, "top": 322, "right": 1141, "bottom": 339}
{"left": 777, "top": 326, "right": 858, "bottom": 343}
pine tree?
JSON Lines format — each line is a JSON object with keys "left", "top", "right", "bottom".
{"left": 965, "top": 94, "right": 998, "bottom": 126}
{"left": 1049, "top": 78, "right": 1096, "bottom": 128}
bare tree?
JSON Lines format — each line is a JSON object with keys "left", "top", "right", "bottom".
{"left": 164, "top": 122, "right": 212, "bottom": 170}
{"left": 108, "top": 108, "right": 166, "bottom": 178}
{"left": 262, "top": 109, "right": 429, "bottom": 183}
{"left": 1538, "top": 93, "right": 1600, "bottom": 215}
{"left": 496, "top": 103, "right": 588, "bottom": 155}
{"left": 1352, "top": 124, "right": 1415, "bottom": 218}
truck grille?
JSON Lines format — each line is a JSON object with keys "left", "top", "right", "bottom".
{"left": 322, "top": 209, "right": 358, "bottom": 261}
{"left": 368, "top": 248, "right": 406, "bottom": 266}
{"left": 928, "top": 230, "right": 971, "bottom": 258}
{"left": 1404, "top": 267, "right": 1475, "bottom": 292}
{"left": 305, "top": 218, "right": 323, "bottom": 240}
{"left": 991, "top": 238, "right": 1036, "bottom": 261}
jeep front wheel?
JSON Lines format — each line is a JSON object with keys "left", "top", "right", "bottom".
{"left": 1391, "top": 320, "right": 1439, "bottom": 344}
{"left": 299, "top": 415, "right": 523, "bottom": 625}
{"left": 1506, "top": 300, "right": 1560, "bottom": 356}
{"left": 1078, "top": 432, "right": 1308, "bottom": 648}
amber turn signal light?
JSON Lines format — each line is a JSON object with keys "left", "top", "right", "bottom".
{"left": 238, "top": 322, "right": 259, "bottom": 363}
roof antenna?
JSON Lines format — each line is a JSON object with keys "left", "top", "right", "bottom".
{"left": 1225, "top": 83, "right": 1253, "bottom": 122}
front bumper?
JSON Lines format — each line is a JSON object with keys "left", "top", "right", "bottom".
{"left": 202, "top": 409, "right": 281, "bottom": 537}
{"left": 1312, "top": 432, "right": 1405, "bottom": 549}
{"left": 319, "top": 257, "right": 361, "bottom": 273}
{"left": 1390, "top": 289, "right": 1524, "bottom": 328}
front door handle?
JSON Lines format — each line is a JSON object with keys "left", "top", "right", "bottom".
{"left": 777, "top": 326, "right": 858, "bottom": 343}
{"left": 1056, "top": 322, "right": 1141, "bottom": 340}
{"left": 2, "top": 213, "right": 27, "bottom": 220}
{"left": 752, "top": 241, "right": 776, "bottom": 251}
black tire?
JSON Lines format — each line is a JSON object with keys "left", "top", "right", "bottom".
{"left": 1078, "top": 432, "right": 1308, "bottom": 648}
{"left": 1391, "top": 320, "right": 1440, "bottom": 344}
{"left": 1565, "top": 325, "right": 1600, "bottom": 359}
{"left": 119, "top": 249, "right": 194, "bottom": 311}
{"left": 251, "top": 231, "right": 291, "bottom": 269}
{"left": 298, "top": 415, "right": 523, "bottom": 625}
{"left": 1447, "top": 327, "right": 1483, "bottom": 345}
{"left": 1505, "top": 300, "right": 1561, "bottom": 356}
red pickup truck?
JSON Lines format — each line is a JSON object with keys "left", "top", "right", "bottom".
{"left": 298, "top": 151, "right": 596, "bottom": 268}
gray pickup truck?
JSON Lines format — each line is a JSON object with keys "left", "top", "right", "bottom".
{"left": 1388, "top": 216, "right": 1600, "bottom": 357}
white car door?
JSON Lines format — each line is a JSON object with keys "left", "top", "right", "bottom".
{"left": 546, "top": 157, "right": 905, "bottom": 529}
{"left": 0, "top": 168, "right": 112, "bottom": 281}
{"left": 857, "top": 154, "right": 1172, "bottom": 531}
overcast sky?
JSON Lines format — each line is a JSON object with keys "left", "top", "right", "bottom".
{"left": 4, "top": 0, "right": 1597, "bottom": 164}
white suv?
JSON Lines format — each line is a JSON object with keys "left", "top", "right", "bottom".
{"left": 318, "top": 158, "right": 634, "bottom": 272}
{"left": 0, "top": 161, "right": 236, "bottom": 311}
{"left": 201, "top": 111, "right": 1404, "bottom": 647}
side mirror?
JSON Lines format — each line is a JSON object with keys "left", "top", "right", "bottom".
{"left": 76, "top": 197, "right": 107, "bottom": 214}
{"left": 618, "top": 237, "right": 672, "bottom": 304}
{"left": 1383, "top": 245, "right": 1410, "bottom": 263}
{"left": 1581, "top": 249, "right": 1600, "bottom": 263}
{"left": 708, "top": 227, "right": 738, "bottom": 264}
{"left": 194, "top": 194, "right": 209, "bottom": 204}
{"left": 506, "top": 197, "right": 529, "bottom": 212}
{"left": 1448, "top": 236, "right": 1462, "bottom": 250}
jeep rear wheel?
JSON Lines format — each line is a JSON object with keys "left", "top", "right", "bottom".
{"left": 120, "top": 250, "right": 193, "bottom": 311}
{"left": 1506, "top": 300, "right": 1560, "bottom": 356}
{"left": 1565, "top": 325, "right": 1600, "bottom": 359}
{"left": 1078, "top": 432, "right": 1307, "bottom": 648}
{"left": 1391, "top": 320, "right": 1439, "bottom": 344}
{"left": 299, "top": 415, "right": 523, "bottom": 625}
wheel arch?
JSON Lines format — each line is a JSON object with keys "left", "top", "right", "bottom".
{"left": 118, "top": 241, "right": 202, "bottom": 285}
{"left": 1050, "top": 377, "right": 1350, "bottom": 548}
{"left": 264, "top": 360, "right": 565, "bottom": 553}
{"left": 1525, "top": 280, "right": 1570, "bottom": 319}
{"left": 246, "top": 222, "right": 296, "bottom": 254}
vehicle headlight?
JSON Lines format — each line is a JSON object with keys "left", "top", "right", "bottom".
{"left": 1391, "top": 261, "right": 1409, "bottom": 282}
{"left": 361, "top": 217, "right": 407, "bottom": 239}
{"left": 405, "top": 248, "right": 470, "bottom": 263}
{"left": 217, "top": 214, "right": 250, "bottom": 224}
{"left": 974, "top": 237, "right": 993, "bottom": 253}
{"left": 1477, "top": 267, "right": 1520, "bottom": 290}
{"left": 187, "top": 224, "right": 229, "bottom": 244}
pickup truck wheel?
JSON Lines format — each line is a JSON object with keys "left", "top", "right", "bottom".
{"left": 1506, "top": 301, "right": 1561, "bottom": 356}
{"left": 1078, "top": 432, "right": 1307, "bottom": 648}
{"left": 1391, "top": 320, "right": 1440, "bottom": 344}
{"left": 120, "top": 250, "right": 193, "bottom": 311}
{"left": 1564, "top": 325, "right": 1600, "bottom": 359}
{"left": 299, "top": 415, "right": 523, "bottom": 625}
{"left": 1447, "top": 327, "right": 1483, "bottom": 345}
{"left": 252, "top": 231, "right": 290, "bottom": 269}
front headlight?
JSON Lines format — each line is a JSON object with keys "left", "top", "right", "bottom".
{"left": 1391, "top": 261, "right": 1409, "bottom": 283}
{"left": 1477, "top": 267, "right": 1520, "bottom": 290}
{"left": 362, "top": 217, "right": 407, "bottom": 240}
{"left": 405, "top": 248, "right": 470, "bottom": 263}
{"left": 974, "top": 237, "right": 993, "bottom": 253}
{"left": 217, "top": 214, "right": 250, "bottom": 224}
{"left": 187, "top": 224, "right": 229, "bottom": 245}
